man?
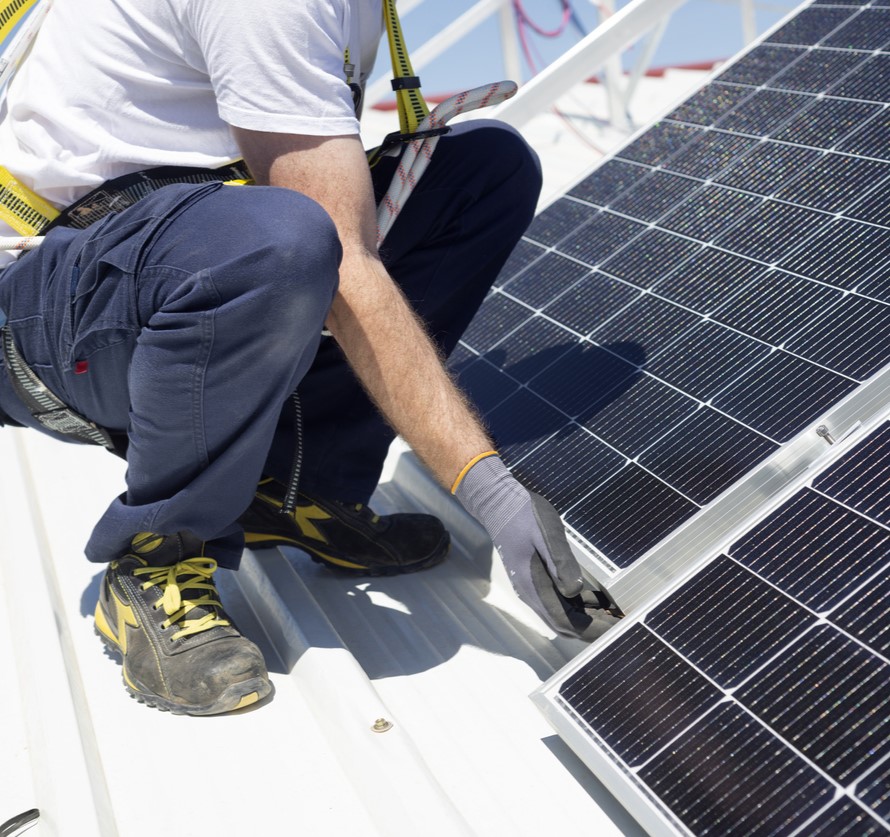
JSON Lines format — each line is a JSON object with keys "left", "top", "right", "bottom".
{"left": 0, "top": 0, "right": 620, "bottom": 715}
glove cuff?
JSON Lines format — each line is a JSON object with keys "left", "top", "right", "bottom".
{"left": 452, "top": 452, "right": 529, "bottom": 543}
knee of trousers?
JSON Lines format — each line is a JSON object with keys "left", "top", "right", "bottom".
{"left": 198, "top": 185, "right": 342, "bottom": 327}
{"left": 442, "top": 119, "right": 542, "bottom": 201}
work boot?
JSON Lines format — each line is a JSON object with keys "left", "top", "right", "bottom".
{"left": 94, "top": 531, "right": 271, "bottom": 715}
{"left": 239, "top": 477, "right": 450, "bottom": 575}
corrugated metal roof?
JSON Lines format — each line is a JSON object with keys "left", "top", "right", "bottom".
{"left": 1, "top": 429, "right": 646, "bottom": 837}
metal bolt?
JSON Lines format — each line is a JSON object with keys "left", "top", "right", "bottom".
{"left": 371, "top": 717, "right": 393, "bottom": 733}
{"left": 816, "top": 425, "right": 835, "bottom": 445}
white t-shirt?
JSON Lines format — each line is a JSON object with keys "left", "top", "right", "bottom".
{"left": 0, "top": 0, "right": 384, "bottom": 210}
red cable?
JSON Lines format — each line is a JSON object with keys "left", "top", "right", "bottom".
{"left": 512, "top": 0, "right": 573, "bottom": 39}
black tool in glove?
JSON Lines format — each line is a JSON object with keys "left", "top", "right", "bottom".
{"left": 453, "top": 452, "right": 622, "bottom": 641}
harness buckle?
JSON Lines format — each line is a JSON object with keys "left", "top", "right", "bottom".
{"left": 367, "top": 126, "right": 451, "bottom": 168}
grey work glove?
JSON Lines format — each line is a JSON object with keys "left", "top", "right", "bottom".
{"left": 454, "top": 453, "right": 621, "bottom": 641}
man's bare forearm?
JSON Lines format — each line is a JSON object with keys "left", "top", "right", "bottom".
{"left": 232, "top": 128, "right": 495, "bottom": 488}
{"left": 326, "top": 246, "right": 494, "bottom": 488}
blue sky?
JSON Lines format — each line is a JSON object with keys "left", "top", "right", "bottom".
{"left": 382, "top": 0, "right": 799, "bottom": 96}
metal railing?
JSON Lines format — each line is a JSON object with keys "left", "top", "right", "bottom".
{"left": 367, "top": 0, "right": 796, "bottom": 135}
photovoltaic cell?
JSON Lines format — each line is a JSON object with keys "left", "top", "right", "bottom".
{"left": 832, "top": 53, "right": 890, "bottom": 103}
{"left": 714, "top": 140, "right": 821, "bottom": 194}
{"left": 807, "top": 800, "right": 889, "bottom": 837}
{"left": 500, "top": 252, "right": 591, "bottom": 309}
{"left": 526, "top": 341, "right": 639, "bottom": 419}
{"left": 483, "top": 315, "right": 576, "bottom": 384}
{"left": 588, "top": 294, "right": 700, "bottom": 362}
{"left": 454, "top": 0, "right": 890, "bottom": 579}
{"left": 579, "top": 373, "right": 698, "bottom": 458}
{"left": 812, "top": 420, "right": 890, "bottom": 524}
{"left": 714, "top": 88, "right": 813, "bottom": 134}
{"left": 565, "top": 465, "right": 697, "bottom": 568}
{"left": 636, "top": 407, "right": 778, "bottom": 505}
{"left": 830, "top": 575, "right": 890, "bottom": 657}
{"left": 774, "top": 153, "right": 890, "bottom": 212}
{"left": 452, "top": 356, "right": 518, "bottom": 414}
{"left": 710, "top": 351, "right": 857, "bottom": 442}
{"left": 509, "top": 422, "right": 625, "bottom": 510}
{"left": 485, "top": 387, "right": 567, "bottom": 466}
{"left": 665, "top": 82, "right": 752, "bottom": 126}
{"left": 717, "top": 44, "right": 805, "bottom": 85}
{"left": 770, "top": 47, "right": 869, "bottom": 91}
{"left": 713, "top": 199, "right": 828, "bottom": 261}
{"left": 840, "top": 108, "right": 890, "bottom": 160}
{"left": 541, "top": 271, "right": 641, "bottom": 336}
{"left": 644, "top": 320, "right": 771, "bottom": 400}
{"left": 661, "top": 130, "right": 758, "bottom": 178}
{"left": 849, "top": 180, "right": 890, "bottom": 228}
{"left": 858, "top": 760, "right": 890, "bottom": 821}
{"left": 774, "top": 96, "right": 883, "bottom": 148}
{"left": 608, "top": 171, "right": 700, "bottom": 222}
{"left": 554, "top": 211, "right": 646, "bottom": 266}
{"left": 780, "top": 218, "right": 890, "bottom": 293}
{"left": 735, "top": 625, "right": 890, "bottom": 783}
{"left": 651, "top": 246, "right": 763, "bottom": 311}
{"left": 659, "top": 184, "right": 761, "bottom": 240}
{"left": 566, "top": 159, "right": 648, "bottom": 206}
{"left": 545, "top": 420, "right": 890, "bottom": 835}
{"left": 617, "top": 121, "right": 703, "bottom": 166}
{"left": 645, "top": 555, "right": 816, "bottom": 688}
{"left": 635, "top": 702, "right": 835, "bottom": 836}
{"left": 766, "top": 6, "right": 855, "bottom": 44}
{"left": 458, "top": 292, "right": 531, "bottom": 352}
{"left": 823, "top": 8, "right": 890, "bottom": 49}
{"left": 558, "top": 624, "right": 722, "bottom": 767}
{"left": 710, "top": 268, "right": 842, "bottom": 344}
{"left": 785, "top": 294, "right": 890, "bottom": 381}
{"left": 599, "top": 228, "right": 701, "bottom": 286}
{"left": 524, "top": 197, "right": 598, "bottom": 247}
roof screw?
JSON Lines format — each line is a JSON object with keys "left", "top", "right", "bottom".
{"left": 816, "top": 425, "right": 835, "bottom": 445}
{"left": 371, "top": 717, "right": 393, "bottom": 733}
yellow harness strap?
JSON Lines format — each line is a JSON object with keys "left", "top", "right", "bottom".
{"left": 0, "top": 166, "right": 58, "bottom": 235}
{"left": 0, "top": 0, "right": 60, "bottom": 234}
{"left": 0, "top": 0, "right": 39, "bottom": 43}
{"left": 382, "top": 0, "right": 429, "bottom": 136}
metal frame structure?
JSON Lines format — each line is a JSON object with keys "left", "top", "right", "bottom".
{"left": 367, "top": 0, "right": 786, "bottom": 138}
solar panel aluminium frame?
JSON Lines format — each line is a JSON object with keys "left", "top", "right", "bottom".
{"left": 484, "top": 0, "right": 890, "bottom": 612}
{"left": 530, "top": 404, "right": 890, "bottom": 837}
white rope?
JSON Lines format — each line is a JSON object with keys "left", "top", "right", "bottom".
{"left": 0, "top": 235, "right": 43, "bottom": 250}
{"left": 376, "top": 80, "right": 518, "bottom": 246}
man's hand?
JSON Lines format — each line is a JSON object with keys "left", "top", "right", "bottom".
{"left": 454, "top": 453, "right": 621, "bottom": 641}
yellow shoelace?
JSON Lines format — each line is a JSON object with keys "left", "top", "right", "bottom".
{"left": 134, "top": 557, "right": 231, "bottom": 640}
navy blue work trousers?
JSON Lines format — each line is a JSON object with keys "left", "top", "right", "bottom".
{"left": 0, "top": 120, "right": 541, "bottom": 567}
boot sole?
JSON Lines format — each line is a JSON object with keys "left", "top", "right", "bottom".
{"left": 95, "top": 627, "right": 273, "bottom": 716}
{"left": 244, "top": 532, "right": 450, "bottom": 576}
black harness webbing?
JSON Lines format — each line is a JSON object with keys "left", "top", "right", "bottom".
{"left": 45, "top": 160, "right": 253, "bottom": 232}
{"left": 0, "top": 321, "right": 116, "bottom": 449}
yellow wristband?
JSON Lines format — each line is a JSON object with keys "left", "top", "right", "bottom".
{"left": 451, "top": 450, "right": 499, "bottom": 494}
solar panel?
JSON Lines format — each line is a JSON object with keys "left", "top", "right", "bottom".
{"left": 533, "top": 414, "right": 890, "bottom": 836}
{"left": 451, "top": 0, "right": 890, "bottom": 605}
